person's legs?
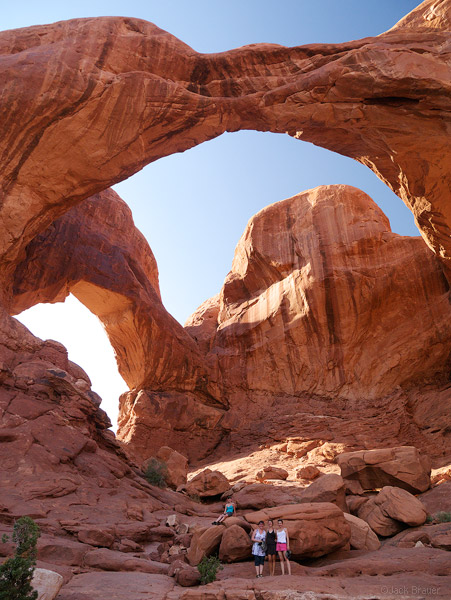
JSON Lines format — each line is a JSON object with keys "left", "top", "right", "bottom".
{"left": 254, "top": 556, "right": 259, "bottom": 577}
{"left": 269, "top": 554, "right": 275, "bottom": 576}
{"left": 278, "top": 551, "right": 285, "bottom": 575}
{"left": 283, "top": 551, "right": 291, "bottom": 575}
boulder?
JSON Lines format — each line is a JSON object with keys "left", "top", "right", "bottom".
{"left": 386, "top": 522, "right": 451, "bottom": 550}
{"left": 77, "top": 528, "right": 115, "bottom": 548}
{"left": 156, "top": 446, "right": 188, "bottom": 489}
{"left": 165, "top": 514, "right": 179, "bottom": 528}
{"left": 375, "top": 486, "right": 427, "bottom": 526}
{"left": 184, "top": 469, "right": 230, "bottom": 498}
{"left": 298, "top": 474, "right": 347, "bottom": 512}
{"left": 218, "top": 524, "right": 252, "bottom": 563}
{"left": 343, "top": 513, "right": 380, "bottom": 551}
{"left": 31, "top": 568, "right": 63, "bottom": 600}
{"left": 186, "top": 526, "right": 224, "bottom": 566}
{"left": 357, "top": 499, "right": 404, "bottom": 538}
{"left": 287, "top": 440, "right": 321, "bottom": 458}
{"left": 346, "top": 495, "right": 369, "bottom": 514}
{"left": 337, "top": 446, "right": 431, "bottom": 493}
{"left": 296, "top": 466, "right": 320, "bottom": 480}
{"left": 357, "top": 486, "right": 427, "bottom": 536}
{"left": 255, "top": 466, "right": 288, "bottom": 481}
{"left": 233, "top": 483, "right": 293, "bottom": 510}
{"left": 245, "top": 502, "right": 351, "bottom": 558}
{"left": 175, "top": 565, "right": 201, "bottom": 587}
{"left": 223, "top": 517, "right": 252, "bottom": 533}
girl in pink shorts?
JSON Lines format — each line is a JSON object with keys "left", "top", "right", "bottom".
{"left": 276, "top": 519, "right": 291, "bottom": 575}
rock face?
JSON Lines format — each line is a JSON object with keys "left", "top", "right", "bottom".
{"left": 338, "top": 446, "right": 432, "bottom": 493}
{"left": 0, "top": 3, "right": 449, "bottom": 465}
{"left": 9, "top": 189, "right": 226, "bottom": 462}
{"left": 187, "top": 186, "right": 451, "bottom": 404}
{"left": 0, "top": 0, "right": 450, "bottom": 306}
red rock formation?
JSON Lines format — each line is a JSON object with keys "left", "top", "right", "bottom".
{"left": 9, "top": 188, "right": 227, "bottom": 461}
{"left": 181, "top": 185, "right": 451, "bottom": 460}
{"left": 0, "top": 0, "right": 450, "bottom": 312}
{"left": 188, "top": 185, "right": 451, "bottom": 402}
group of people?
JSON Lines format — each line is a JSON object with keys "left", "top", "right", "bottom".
{"left": 213, "top": 498, "right": 291, "bottom": 578}
{"left": 251, "top": 519, "right": 291, "bottom": 577}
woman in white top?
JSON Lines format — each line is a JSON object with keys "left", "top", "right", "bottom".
{"left": 276, "top": 518, "right": 291, "bottom": 575}
{"left": 251, "top": 520, "right": 267, "bottom": 578}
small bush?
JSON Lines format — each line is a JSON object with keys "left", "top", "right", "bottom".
{"left": 433, "top": 511, "right": 451, "bottom": 523}
{"left": 0, "top": 516, "right": 41, "bottom": 600}
{"left": 188, "top": 493, "right": 201, "bottom": 503}
{"left": 143, "top": 458, "right": 168, "bottom": 488}
{"left": 197, "top": 555, "right": 223, "bottom": 585}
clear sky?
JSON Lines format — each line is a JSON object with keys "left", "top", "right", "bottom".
{"left": 11, "top": 0, "right": 424, "bottom": 428}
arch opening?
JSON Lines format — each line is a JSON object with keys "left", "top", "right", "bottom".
{"left": 16, "top": 294, "right": 127, "bottom": 431}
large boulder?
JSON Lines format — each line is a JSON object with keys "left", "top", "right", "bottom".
{"left": 357, "top": 486, "right": 427, "bottom": 537}
{"left": 255, "top": 466, "right": 288, "bottom": 481}
{"left": 186, "top": 526, "right": 224, "bottom": 566}
{"left": 343, "top": 513, "right": 380, "bottom": 551}
{"left": 31, "top": 568, "right": 63, "bottom": 600}
{"left": 233, "top": 483, "right": 294, "bottom": 510}
{"left": 245, "top": 502, "right": 350, "bottom": 559}
{"left": 218, "top": 524, "right": 252, "bottom": 563}
{"left": 184, "top": 469, "right": 230, "bottom": 498}
{"left": 298, "top": 474, "right": 347, "bottom": 512}
{"left": 156, "top": 446, "right": 188, "bottom": 489}
{"left": 337, "top": 446, "right": 431, "bottom": 493}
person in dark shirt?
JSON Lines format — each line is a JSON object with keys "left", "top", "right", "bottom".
{"left": 265, "top": 519, "right": 277, "bottom": 576}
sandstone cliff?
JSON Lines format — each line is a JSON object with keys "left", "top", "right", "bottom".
{"left": 0, "top": 0, "right": 450, "bottom": 314}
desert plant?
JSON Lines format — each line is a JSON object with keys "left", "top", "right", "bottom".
{"left": 143, "top": 457, "right": 168, "bottom": 488}
{"left": 0, "top": 516, "right": 41, "bottom": 600}
{"left": 197, "top": 555, "right": 223, "bottom": 585}
{"left": 433, "top": 511, "right": 451, "bottom": 523}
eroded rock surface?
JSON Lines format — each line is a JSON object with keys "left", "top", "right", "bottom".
{"left": 0, "top": 0, "right": 450, "bottom": 306}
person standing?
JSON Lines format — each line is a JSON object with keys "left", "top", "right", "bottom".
{"left": 276, "top": 518, "right": 291, "bottom": 575}
{"left": 265, "top": 519, "right": 277, "bottom": 576}
{"left": 251, "top": 520, "right": 267, "bottom": 578}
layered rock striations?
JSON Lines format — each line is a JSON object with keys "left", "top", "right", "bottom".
{"left": 0, "top": 0, "right": 450, "bottom": 312}
{"left": 188, "top": 185, "right": 451, "bottom": 401}
{"left": 120, "top": 184, "right": 451, "bottom": 460}
{"left": 9, "top": 188, "right": 227, "bottom": 461}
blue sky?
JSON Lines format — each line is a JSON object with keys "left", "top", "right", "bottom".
{"left": 11, "top": 1, "right": 424, "bottom": 427}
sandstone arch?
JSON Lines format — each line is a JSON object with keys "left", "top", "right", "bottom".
{"left": 0, "top": 0, "right": 450, "bottom": 309}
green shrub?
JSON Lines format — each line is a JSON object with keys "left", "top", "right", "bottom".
{"left": 197, "top": 555, "right": 223, "bottom": 585}
{"left": 188, "top": 493, "right": 201, "bottom": 503}
{"left": 0, "top": 516, "right": 41, "bottom": 600}
{"left": 433, "top": 511, "right": 451, "bottom": 523}
{"left": 143, "top": 458, "right": 168, "bottom": 488}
